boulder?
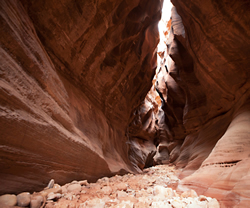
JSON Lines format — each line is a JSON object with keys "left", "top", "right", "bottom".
{"left": 17, "top": 192, "right": 31, "bottom": 207}
{"left": 0, "top": 194, "right": 17, "bottom": 206}
{"left": 30, "top": 195, "right": 44, "bottom": 208}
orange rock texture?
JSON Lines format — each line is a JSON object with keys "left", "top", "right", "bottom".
{"left": 0, "top": 0, "right": 161, "bottom": 194}
{"left": 0, "top": 0, "right": 250, "bottom": 207}
{"left": 151, "top": 1, "right": 250, "bottom": 207}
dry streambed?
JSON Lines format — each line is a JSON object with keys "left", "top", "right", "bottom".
{"left": 0, "top": 165, "right": 220, "bottom": 208}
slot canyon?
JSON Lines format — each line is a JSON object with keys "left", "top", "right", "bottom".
{"left": 0, "top": 0, "right": 249, "bottom": 207}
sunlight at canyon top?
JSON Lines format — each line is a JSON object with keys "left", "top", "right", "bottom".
{"left": 158, "top": 0, "right": 172, "bottom": 51}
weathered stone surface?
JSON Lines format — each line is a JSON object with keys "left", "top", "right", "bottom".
{"left": 0, "top": 0, "right": 250, "bottom": 207}
{"left": 66, "top": 184, "right": 81, "bottom": 194}
{"left": 30, "top": 195, "right": 44, "bottom": 208}
{"left": 40, "top": 186, "right": 62, "bottom": 197}
{"left": 40, "top": 165, "right": 219, "bottom": 208}
{"left": 17, "top": 192, "right": 31, "bottom": 207}
{"left": 80, "top": 198, "right": 105, "bottom": 208}
{"left": 0, "top": 0, "right": 160, "bottom": 194}
{"left": 152, "top": 0, "right": 250, "bottom": 207}
{"left": 47, "top": 193, "right": 62, "bottom": 201}
{"left": 101, "top": 186, "right": 113, "bottom": 195}
{"left": 127, "top": 82, "right": 160, "bottom": 170}
{"left": 0, "top": 194, "right": 17, "bottom": 206}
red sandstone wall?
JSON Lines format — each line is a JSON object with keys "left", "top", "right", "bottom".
{"left": 0, "top": 0, "right": 162, "bottom": 194}
{"left": 154, "top": 1, "right": 250, "bottom": 206}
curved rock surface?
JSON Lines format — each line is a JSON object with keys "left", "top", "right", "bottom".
{"left": 0, "top": 0, "right": 250, "bottom": 207}
{"left": 0, "top": 0, "right": 161, "bottom": 194}
{"left": 152, "top": 0, "right": 250, "bottom": 207}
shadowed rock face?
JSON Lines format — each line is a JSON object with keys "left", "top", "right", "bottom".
{"left": 149, "top": 0, "right": 250, "bottom": 207}
{"left": 0, "top": 0, "right": 250, "bottom": 206}
{"left": 127, "top": 83, "right": 160, "bottom": 170}
{"left": 0, "top": 0, "right": 161, "bottom": 194}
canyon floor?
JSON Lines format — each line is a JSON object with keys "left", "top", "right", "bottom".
{"left": 0, "top": 165, "right": 220, "bottom": 208}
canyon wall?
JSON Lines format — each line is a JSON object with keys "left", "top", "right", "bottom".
{"left": 0, "top": 0, "right": 162, "bottom": 194}
{"left": 149, "top": 0, "right": 250, "bottom": 207}
{"left": 0, "top": 0, "right": 250, "bottom": 206}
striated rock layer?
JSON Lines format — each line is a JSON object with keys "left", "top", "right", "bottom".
{"left": 149, "top": 0, "right": 250, "bottom": 207}
{"left": 0, "top": 0, "right": 162, "bottom": 194}
{"left": 1, "top": 0, "right": 250, "bottom": 206}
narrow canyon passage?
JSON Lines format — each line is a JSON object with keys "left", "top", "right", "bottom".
{"left": 0, "top": 0, "right": 250, "bottom": 207}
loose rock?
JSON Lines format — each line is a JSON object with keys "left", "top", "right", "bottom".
{"left": 80, "top": 198, "right": 105, "bottom": 208}
{"left": 79, "top": 180, "right": 89, "bottom": 186}
{"left": 101, "top": 186, "right": 113, "bottom": 195}
{"left": 0, "top": 165, "right": 220, "bottom": 208}
{"left": 17, "top": 192, "right": 31, "bottom": 207}
{"left": 47, "top": 193, "right": 62, "bottom": 201}
{"left": 47, "top": 179, "right": 55, "bottom": 189}
{"left": 117, "top": 190, "right": 128, "bottom": 199}
{"left": 30, "top": 195, "right": 44, "bottom": 208}
{"left": 67, "top": 183, "right": 82, "bottom": 193}
{"left": 0, "top": 194, "right": 17, "bottom": 206}
{"left": 115, "top": 182, "right": 127, "bottom": 191}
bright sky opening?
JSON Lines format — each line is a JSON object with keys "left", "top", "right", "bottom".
{"left": 158, "top": 0, "right": 173, "bottom": 52}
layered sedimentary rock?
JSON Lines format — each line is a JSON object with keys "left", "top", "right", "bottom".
{"left": 1, "top": 0, "right": 250, "bottom": 206}
{"left": 0, "top": 0, "right": 162, "bottom": 194}
{"left": 127, "top": 82, "right": 160, "bottom": 170}
{"left": 150, "top": 0, "right": 250, "bottom": 207}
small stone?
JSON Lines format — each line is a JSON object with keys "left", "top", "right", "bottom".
{"left": 17, "top": 192, "right": 31, "bottom": 207}
{"left": 199, "top": 195, "right": 208, "bottom": 201}
{"left": 64, "top": 192, "right": 74, "bottom": 200}
{"left": 151, "top": 201, "right": 171, "bottom": 208}
{"left": 171, "top": 199, "right": 184, "bottom": 208}
{"left": 208, "top": 198, "right": 220, "bottom": 208}
{"left": 121, "top": 196, "right": 138, "bottom": 204}
{"left": 47, "top": 179, "right": 55, "bottom": 189}
{"left": 189, "top": 189, "right": 198, "bottom": 197}
{"left": 0, "top": 194, "right": 17, "bottom": 206}
{"left": 97, "top": 177, "right": 109, "bottom": 184}
{"left": 101, "top": 196, "right": 111, "bottom": 203}
{"left": 81, "top": 189, "right": 87, "bottom": 194}
{"left": 138, "top": 197, "right": 151, "bottom": 204}
{"left": 146, "top": 187, "right": 153, "bottom": 194}
{"left": 40, "top": 186, "right": 62, "bottom": 197}
{"left": 61, "top": 185, "right": 68, "bottom": 194}
{"left": 53, "top": 184, "right": 61, "bottom": 189}
{"left": 115, "top": 201, "right": 134, "bottom": 208}
{"left": 153, "top": 185, "right": 173, "bottom": 199}
{"left": 71, "top": 180, "right": 79, "bottom": 184}
{"left": 116, "top": 182, "right": 127, "bottom": 191}
{"left": 181, "top": 189, "right": 198, "bottom": 198}
{"left": 134, "top": 201, "right": 150, "bottom": 208}
{"left": 30, "top": 195, "right": 44, "bottom": 208}
{"left": 117, "top": 190, "right": 128, "bottom": 199}
{"left": 67, "top": 183, "right": 82, "bottom": 193}
{"left": 44, "top": 202, "right": 55, "bottom": 208}
{"left": 47, "top": 192, "right": 62, "bottom": 201}
{"left": 101, "top": 186, "right": 113, "bottom": 195}
{"left": 79, "top": 180, "right": 89, "bottom": 186}
{"left": 80, "top": 198, "right": 105, "bottom": 208}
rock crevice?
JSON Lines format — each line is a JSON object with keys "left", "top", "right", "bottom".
{"left": 0, "top": 0, "right": 250, "bottom": 207}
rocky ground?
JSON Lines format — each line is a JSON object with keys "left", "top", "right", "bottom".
{"left": 0, "top": 165, "right": 220, "bottom": 208}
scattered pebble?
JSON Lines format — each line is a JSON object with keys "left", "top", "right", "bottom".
{"left": 47, "top": 179, "right": 55, "bottom": 189}
{"left": 0, "top": 165, "right": 220, "bottom": 208}
{"left": 66, "top": 183, "right": 82, "bottom": 193}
